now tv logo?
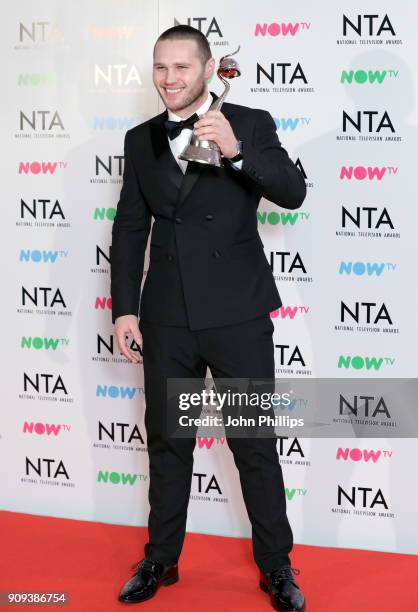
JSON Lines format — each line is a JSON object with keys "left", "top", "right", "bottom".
{"left": 21, "top": 337, "right": 69, "bottom": 350}
{"left": 96, "top": 384, "right": 143, "bottom": 399}
{"left": 196, "top": 437, "right": 226, "bottom": 450}
{"left": 336, "top": 447, "right": 392, "bottom": 463}
{"left": 95, "top": 296, "right": 112, "bottom": 310}
{"left": 339, "top": 261, "right": 396, "bottom": 276}
{"left": 274, "top": 117, "right": 311, "bottom": 131}
{"left": 93, "top": 117, "right": 137, "bottom": 131}
{"left": 18, "top": 73, "right": 56, "bottom": 86}
{"left": 340, "top": 69, "right": 398, "bottom": 84}
{"left": 90, "top": 25, "right": 141, "bottom": 41}
{"left": 286, "top": 487, "right": 307, "bottom": 501}
{"left": 97, "top": 470, "right": 147, "bottom": 485}
{"left": 19, "top": 161, "right": 67, "bottom": 174}
{"left": 257, "top": 210, "right": 305, "bottom": 225}
{"left": 23, "top": 421, "right": 70, "bottom": 436}
{"left": 94, "top": 208, "right": 116, "bottom": 221}
{"left": 339, "top": 166, "right": 398, "bottom": 180}
{"left": 254, "top": 21, "right": 311, "bottom": 36}
{"left": 337, "top": 355, "right": 395, "bottom": 370}
{"left": 270, "top": 306, "right": 309, "bottom": 320}
{"left": 20, "top": 249, "right": 68, "bottom": 263}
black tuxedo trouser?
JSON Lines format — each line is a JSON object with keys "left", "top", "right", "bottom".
{"left": 138, "top": 314, "right": 293, "bottom": 573}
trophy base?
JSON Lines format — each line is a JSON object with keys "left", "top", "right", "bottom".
{"left": 179, "top": 142, "right": 224, "bottom": 167}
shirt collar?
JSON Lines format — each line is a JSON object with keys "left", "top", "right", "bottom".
{"left": 167, "top": 90, "right": 212, "bottom": 122}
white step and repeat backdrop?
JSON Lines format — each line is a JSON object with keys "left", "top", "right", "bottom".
{"left": 2, "top": 0, "right": 418, "bottom": 555}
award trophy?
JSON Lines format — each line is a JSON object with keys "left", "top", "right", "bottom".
{"left": 178, "top": 46, "right": 241, "bottom": 167}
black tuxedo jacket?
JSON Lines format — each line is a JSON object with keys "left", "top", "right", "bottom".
{"left": 110, "top": 91, "right": 306, "bottom": 330}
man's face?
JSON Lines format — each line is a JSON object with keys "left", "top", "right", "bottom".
{"left": 153, "top": 38, "right": 214, "bottom": 115}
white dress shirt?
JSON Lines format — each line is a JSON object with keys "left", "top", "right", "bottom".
{"left": 166, "top": 91, "right": 243, "bottom": 174}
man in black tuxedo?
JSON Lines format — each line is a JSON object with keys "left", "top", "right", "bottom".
{"left": 111, "top": 25, "right": 306, "bottom": 611}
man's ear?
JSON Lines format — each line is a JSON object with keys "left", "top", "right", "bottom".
{"left": 205, "top": 57, "right": 216, "bottom": 80}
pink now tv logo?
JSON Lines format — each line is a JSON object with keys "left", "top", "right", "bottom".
{"left": 19, "top": 161, "right": 67, "bottom": 174}
{"left": 339, "top": 165, "right": 398, "bottom": 180}
{"left": 270, "top": 306, "right": 309, "bottom": 319}
{"left": 23, "top": 421, "right": 71, "bottom": 435}
{"left": 196, "top": 437, "right": 226, "bottom": 449}
{"left": 336, "top": 447, "right": 392, "bottom": 462}
{"left": 254, "top": 22, "right": 311, "bottom": 36}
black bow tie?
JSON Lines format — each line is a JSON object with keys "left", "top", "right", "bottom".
{"left": 164, "top": 113, "right": 199, "bottom": 140}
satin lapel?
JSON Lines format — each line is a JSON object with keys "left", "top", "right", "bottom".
{"left": 149, "top": 92, "right": 236, "bottom": 208}
{"left": 149, "top": 110, "right": 184, "bottom": 192}
{"left": 177, "top": 91, "right": 217, "bottom": 207}
{"left": 177, "top": 160, "right": 205, "bottom": 207}
{"left": 177, "top": 91, "right": 237, "bottom": 208}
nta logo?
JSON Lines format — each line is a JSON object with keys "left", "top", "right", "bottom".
{"left": 342, "top": 14, "right": 396, "bottom": 37}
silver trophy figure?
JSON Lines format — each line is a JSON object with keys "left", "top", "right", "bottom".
{"left": 178, "top": 46, "right": 241, "bottom": 167}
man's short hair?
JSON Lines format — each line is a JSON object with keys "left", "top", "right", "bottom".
{"left": 154, "top": 25, "right": 212, "bottom": 64}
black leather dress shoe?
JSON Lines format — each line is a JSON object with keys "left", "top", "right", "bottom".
{"left": 260, "top": 565, "right": 306, "bottom": 611}
{"left": 118, "top": 558, "right": 178, "bottom": 603}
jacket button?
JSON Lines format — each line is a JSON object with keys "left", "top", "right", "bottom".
{"left": 213, "top": 250, "right": 221, "bottom": 258}
{"left": 175, "top": 217, "right": 183, "bottom": 224}
{"left": 205, "top": 214, "right": 213, "bottom": 221}
{"left": 166, "top": 254, "right": 174, "bottom": 261}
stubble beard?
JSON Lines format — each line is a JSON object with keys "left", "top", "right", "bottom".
{"left": 162, "top": 79, "right": 207, "bottom": 114}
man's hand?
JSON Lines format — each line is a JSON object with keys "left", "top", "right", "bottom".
{"left": 114, "top": 314, "right": 142, "bottom": 363}
{"left": 193, "top": 110, "right": 238, "bottom": 159}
